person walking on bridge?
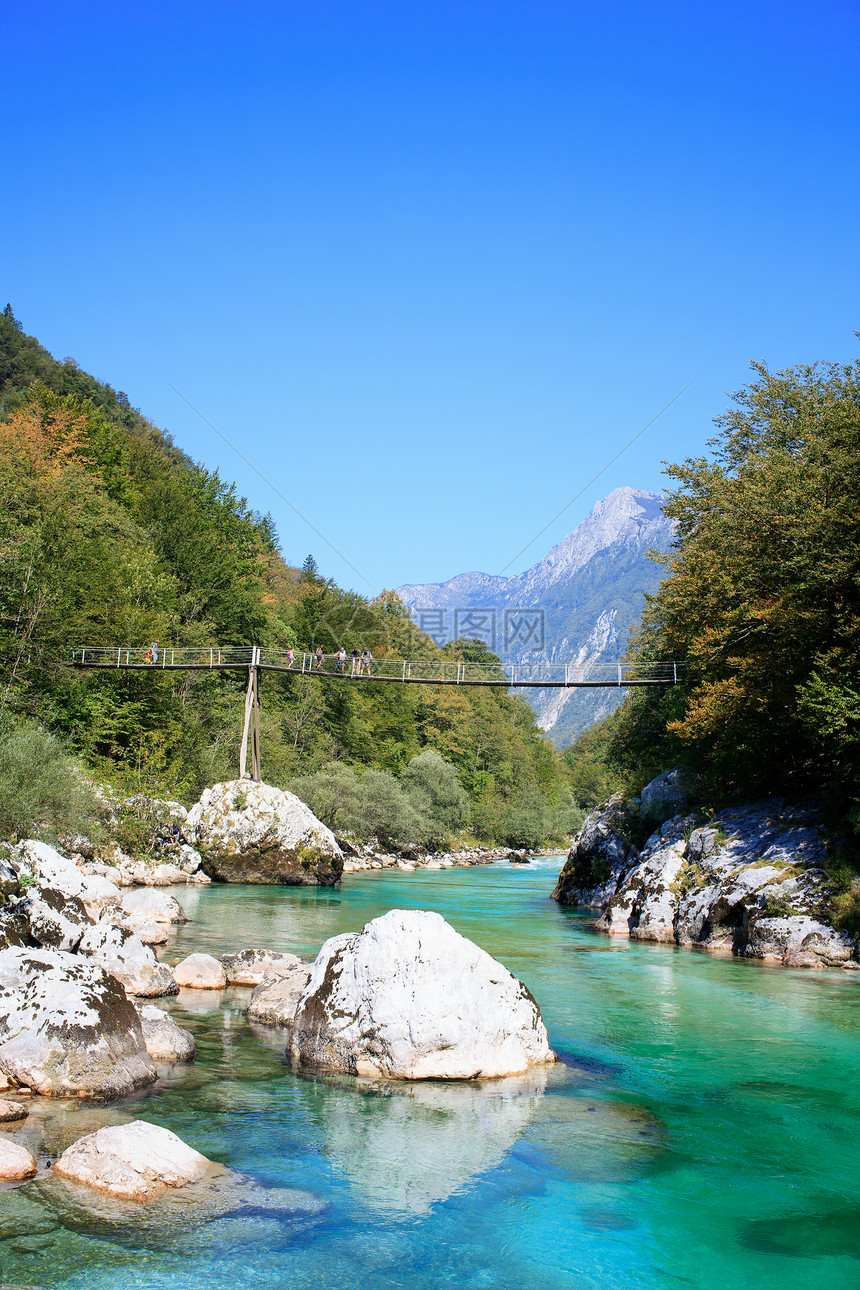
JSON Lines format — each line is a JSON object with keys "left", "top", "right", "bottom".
{"left": 315, "top": 645, "right": 324, "bottom": 670}
{"left": 336, "top": 647, "right": 346, "bottom": 673}
{"left": 351, "top": 647, "right": 360, "bottom": 676}
{"left": 360, "top": 648, "right": 372, "bottom": 676}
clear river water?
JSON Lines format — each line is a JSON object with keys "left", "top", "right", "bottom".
{"left": 3, "top": 857, "right": 860, "bottom": 1289}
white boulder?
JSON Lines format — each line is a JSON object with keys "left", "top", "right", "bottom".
{"left": 289, "top": 909, "right": 555, "bottom": 1079}
{"left": 746, "top": 916, "right": 854, "bottom": 968}
{"left": 221, "top": 949, "right": 304, "bottom": 986}
{"left": 120, "top": 888, "right": 188, "bottom": 924}
{"left": 122, "top": 919, "right": 169, "bottom": 945}
{"left": 173, "top": 953, "right": 226, "bottom": 989}
{"left": 0, "top": 1138, "right": 37, "bottom": 1179}
{"left": 18, "top": 889, "right": 91, "bottom": 951}
{"left": 186, "top": 780, "right": 343, "bottom": 886}
{"left": 77, "top": 923, "right": 178, "bottom": 998}
{"left": 146, "top": 863, "right": 184, "bottom": 886}
{"left": 247, "top": 965, "right": 313, "bottom": 1025}
{"left": 0, "top": 946, "right": 156, "bottom": 1098}
{"left": 52, "top": 1120, "right": 208, "bottom": 1200}
{"left": 13, "top": 840, "right": 87, "bottom": 899}
{"left": 0, "top": 1098, "right": 28, "bottom": 1122}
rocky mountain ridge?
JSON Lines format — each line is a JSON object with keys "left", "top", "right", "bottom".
{"left": 397, "top": 487, "right": 675, "bottom": 746}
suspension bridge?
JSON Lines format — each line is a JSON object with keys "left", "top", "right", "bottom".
{"left": 68, "top": 646, "right": 683, "bottom": 782}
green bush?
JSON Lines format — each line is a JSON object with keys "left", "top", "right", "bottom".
{"left": 288, "top": 764, "right": 364, "bottom": 834}
{"left": 290, "top": 752, "right": 471, "bottom": 849}
{"left": 546, "top": 786, "right": 586, "bottom": 843}
{"left": 0, "top": 718, "right": 102, "bottom": 844}
{"left": 830, "top": 882, "right": 860, "bottom": 939}
{"left": 400, "top": 749, "right": 468, "bottom": 840}
{"left": 499, "top": 787, "right": 551, "bottom": 851}
{"left": 351, "top": 769, "right": 430, "bottom": 849}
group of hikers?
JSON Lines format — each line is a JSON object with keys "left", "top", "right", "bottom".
{"left": 284, "top": 645, "right": 373, "bottom": 675}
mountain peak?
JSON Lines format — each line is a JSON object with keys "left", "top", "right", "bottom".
{"left": 520, "top": 487, "right": 668, "bottom": 590}
{"left": 395, "top": 486, "right": 675, "bottom": 747}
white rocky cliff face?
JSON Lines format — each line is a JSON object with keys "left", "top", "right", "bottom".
{"left": 289, "top": 909, "right": 555, "bottom": 1079}
{"left": 552, "top": 774, "right": 857, "bottom": 970}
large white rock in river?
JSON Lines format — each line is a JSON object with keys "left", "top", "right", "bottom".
{"left": 289, "top": 909, "right": 554, "bottom": 1079}
{"left": 0, "top": 946, "right": 156, "bottom": 1097}
{"left": 187, "top": 780, "right": 343, "bottom": 886}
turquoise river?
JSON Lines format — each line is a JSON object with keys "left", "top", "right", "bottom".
{"left": 2, "top": 856, "right": 860, "bottom": 1288}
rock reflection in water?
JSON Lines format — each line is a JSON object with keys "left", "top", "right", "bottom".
{"left": 297, "top": 1067, "right": 549, "bottom": 1215}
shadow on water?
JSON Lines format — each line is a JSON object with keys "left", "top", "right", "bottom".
{"left": 740, "top": 1206, "right": 860, "bottom": 1259}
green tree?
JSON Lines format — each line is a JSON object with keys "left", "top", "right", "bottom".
{"left": 624, "top": 353, "right": 860, "bottom": 821}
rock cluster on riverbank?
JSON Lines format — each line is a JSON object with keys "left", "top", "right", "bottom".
{"left": 62, "top": 781, "right": 344, "bottom": 889}
{"left": 338, "top": 841, "right": 515, "bottom": 873}
{"left": 552, "top": 772, "right": 858, "bottom": 970}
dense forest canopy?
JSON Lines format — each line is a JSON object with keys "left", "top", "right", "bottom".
{"left": 594, "top": 352, "right": 860, "bottom": 837}
{"left": 0, "top": 308, "right": 576, "bottom": 847}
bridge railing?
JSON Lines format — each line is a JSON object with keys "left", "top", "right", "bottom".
{"left": 69, "top": 647, "right": 682, "bottom": 686}
{"left": 69, "top": 646, "right": 257, "bottom": 668}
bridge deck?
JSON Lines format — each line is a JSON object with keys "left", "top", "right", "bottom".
{"left": 68, "top": 647, "right": 681, "bottom": 689}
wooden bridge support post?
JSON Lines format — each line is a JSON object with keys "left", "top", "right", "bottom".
{"left": 239, "top": 649, "right": 262, "bottom": 782}
{"left": 250, "top": 664, "right": 261, "bottom": 782}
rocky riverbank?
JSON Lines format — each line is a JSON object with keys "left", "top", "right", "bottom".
{"left": 552, "top": 771, "right": 858, "bottom": 970}
{"left": 64, "top": 781, "right": 531, "bottom": 888}
{"left": 338, "top": 842, "right": 522, "bottom": 874}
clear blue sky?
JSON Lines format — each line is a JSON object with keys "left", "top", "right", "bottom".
{"left": 3, "top": 0, "right": 858, "bottom": 593}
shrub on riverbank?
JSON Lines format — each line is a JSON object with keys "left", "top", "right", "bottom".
{"left": 0, "top": 717, "right": 102, "bottom": 844}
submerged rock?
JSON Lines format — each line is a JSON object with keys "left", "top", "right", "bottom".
{"left": 35, "top": 1162, "right": 325, "bottom": 1252}
{"left": 247, "top": 965, "right": 312, "bottom": 1025}
{"left": 135, "top": 1006, "right": 195, "bottom": 1062}
{"left": 187, "top": 780, "right": 343, "bottom": 886}
{"left": 289, "top": 909, "right": 555, "bottom": 1079}
{"left": 0, "top": 946, "right": 156, "bottom": 1098}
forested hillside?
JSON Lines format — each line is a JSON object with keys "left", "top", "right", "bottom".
{"left": 0, "top": 308, "right": 576, "bottom": 847}
{"left": 586, "top": 353, "right": 860, "bottom": 840}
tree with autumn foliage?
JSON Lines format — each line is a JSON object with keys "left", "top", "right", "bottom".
{"left": 619, "top": 352, "right": 860, "bottom": 829}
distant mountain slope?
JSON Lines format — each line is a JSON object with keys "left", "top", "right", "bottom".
{"left": 397, "top": 487, "right": 675, "bottom": 746}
